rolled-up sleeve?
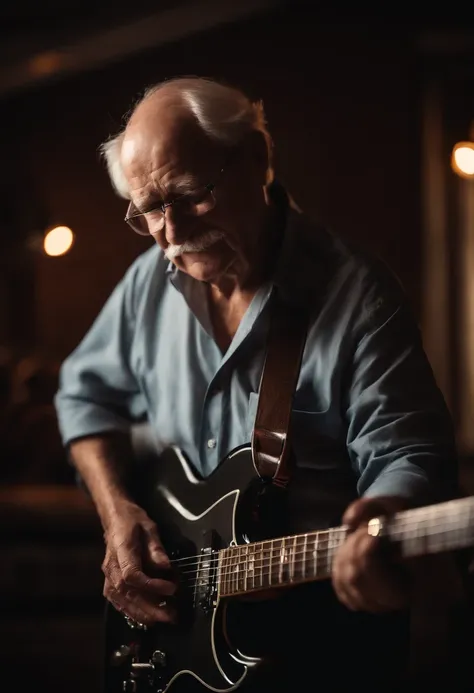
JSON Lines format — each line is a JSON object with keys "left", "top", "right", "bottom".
{"left": 54, "top": 270, "right": 147, "bottom": 447}
{"left": 345, "top": 294, "right": 458, "bottom": 506}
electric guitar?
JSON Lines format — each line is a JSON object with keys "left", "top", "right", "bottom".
{"left": 105, "top": 443, "right": 474, "bottom": 693}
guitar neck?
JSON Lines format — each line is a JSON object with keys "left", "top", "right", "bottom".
{"left": 218, "top": 495, "right": 474, "bottom": 598}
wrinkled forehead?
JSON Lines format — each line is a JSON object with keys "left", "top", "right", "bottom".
{"left": 121, "top": 106, "right": 223, "bottom": 182}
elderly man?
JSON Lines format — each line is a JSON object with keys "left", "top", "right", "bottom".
{"left": 55, "top": 77, "right": 459, "bottom": 692}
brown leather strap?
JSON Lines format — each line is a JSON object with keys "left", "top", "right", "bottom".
{"left": 251, "top": 292, "right": 308, "bottom": 486}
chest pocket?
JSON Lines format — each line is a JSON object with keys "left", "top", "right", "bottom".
{"left": 247, "top": 391, "right": 348, "bottom": 471}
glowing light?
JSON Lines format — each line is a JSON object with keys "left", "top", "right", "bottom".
{"left": 43, "top": 226, "right": 74, "bottom": 257}
{"left": 451, "top": 142, "right": 474, "bottom": 179}
{"left": 29, "top": 51, "right": 63, "bottom": 77}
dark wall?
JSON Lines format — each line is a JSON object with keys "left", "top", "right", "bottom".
{"left": 0, "top": 10, "right": 422, "bottom": 359}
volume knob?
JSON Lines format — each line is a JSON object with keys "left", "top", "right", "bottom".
{"left": 151, "top": 650, "right": 167, "bottom": 668}
{"left": 111, "top": 645, "right": 132, "bottom": 666}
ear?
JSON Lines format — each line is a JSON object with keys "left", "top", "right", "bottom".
{"left": 243, "top": 130, "right": 271, "bottom": 186}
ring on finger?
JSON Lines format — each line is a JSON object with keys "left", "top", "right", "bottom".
{"left": 124, "top": 615, "right": 148, "bottom": 631}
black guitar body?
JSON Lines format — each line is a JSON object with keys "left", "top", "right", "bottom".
{"left": 105, "top": 444, "right": 288, "bottom": 693}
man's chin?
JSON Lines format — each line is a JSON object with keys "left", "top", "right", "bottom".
{"left": 179, "top": 250, "right": 232, "bottom": 282}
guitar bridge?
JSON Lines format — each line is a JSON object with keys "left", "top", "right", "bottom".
{"left": 195, "top": 530, "right": 219, "bottom": 613}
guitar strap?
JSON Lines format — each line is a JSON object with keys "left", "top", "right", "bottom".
{"left": 251, "top": 289, "right": 308, "bottom": 488}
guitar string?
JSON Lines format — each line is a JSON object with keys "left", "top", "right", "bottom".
{"left": 169, "top": 535, "right": 473, "bottom": 577}
{"left": 137, "top": 518, "right": 474, "bottom": 595}
{"left": 170, "top": 530, "right": 470, "bottom": 582}
{"left": 175, "top": 540, "right": 440, "bottom": 593}
{"left": 177, "top": 544, "right": 343, "bottom": 577}
{"left": 165, "top": 512, "right": 474, "bottom": 572}
{"left": 167, "top": 532, "right": 347, "bottom": 570}
{"left": 159, "top": 547, "right": 339, "bottom": 585}
{"left": 166, "top": 526, "right": 347, "bottom": 567}
{"left": 183, "top": 530, "right": 470, "bottom": 591}
{"left": 165, "top": 498, "right": 474, "bottom": 570}
{"left": 186, "top": 553, "right": 339, "bottom": 591}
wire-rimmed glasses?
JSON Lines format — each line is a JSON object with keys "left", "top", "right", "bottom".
{"left": 124, "top": 165, "right": 226, "bottom": 236}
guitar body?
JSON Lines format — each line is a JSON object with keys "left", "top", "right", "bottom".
{"left": 105, "top": 444, "right": 286, "bottom": 693}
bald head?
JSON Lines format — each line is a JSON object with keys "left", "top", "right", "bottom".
{"left": 100, "top": 77, "right": 273, "bottom": 200}
{"left": 125, "top": 85, "right": 193, "bottom": 146}
{"left": 121, "top": 90, "right": 229, "bottom": 206}
{"left": 122, "top": 88, "right": 214, "bottom": 184}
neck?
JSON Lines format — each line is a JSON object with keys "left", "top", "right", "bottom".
{"left": 209, "top": 198, "right": 284, "bottom": 298}
{"left": 217, "top": 495, "right": 474, "bottom": 599}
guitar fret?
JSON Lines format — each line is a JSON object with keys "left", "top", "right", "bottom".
{"left": 229, "top": 548, "right": 234, "bottom": 594}
{"left": 263, "top": 542, "right": 267, "bottom": 587}
{"left": 313, "top": 532, "right": 319, "bottom": 577}
{"left": 329, "top": 529, "right": 338, "bottom": 572}
{"left": 231, "top": 547, "right": 236, "bottom": 595}
{"left": 326, "top": 528, "right": 342, "bottom": 576}
{"left": 255, "top": 543, "right": 262, "bottom": 587}
{"left": 233, "top": 545, "right": 238, "bottom": 594}
{"left": 216, "top": 551, "right": 222, "bottom": 599}
{"left": 249, "top": 543, "right": 255, "bottom": 591}
{"left": 236, "top": 546, "right": 242, "bottom": 593}
{"left": 302, "top": 533, "right": 308, "bottom": 581}
{"left": 321, "top": 530, "right": 330, "bottom": 578}
{"left": 290, "top": 536, "right": 296, "bottom": 582}
{"left": 262, "top": 541, "right": 271, "bottom": 588}
{"left": 220, "top": 549, "right": 225, "bottom": 597}
{"left": 326, "top": 530, "right": 332, "bottom": 575}
{"left": 237, "top": 546, "right": 244, "bottom": 592}
{"left": 224, "top": 549, "right": 228, "bottom": 595}
{"left": 217, "top": 549, "right": 227, "bottom": 596}
{"left": 292, "top": 533, "right": 307, "bottom": 581}
{"left": 279, "top": 537, "right": 286, "bottom": 583}
{"left": 269, "top": 538, "right": 276, "bottom": 586}
{"left": 243, "top": 545, "right": 248, "bottom": 593}
{"left": 270, "top": 538, "right": 281, "bottom": 586}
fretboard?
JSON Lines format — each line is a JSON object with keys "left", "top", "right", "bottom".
{"left": 218, "top": 495, "right": 474, "bottom": 598}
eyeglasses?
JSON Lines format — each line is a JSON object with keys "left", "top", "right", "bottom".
{"left": 124, "top": 163, "right": 227, "bottom": 236}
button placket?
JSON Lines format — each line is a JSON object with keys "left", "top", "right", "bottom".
{"left": 200, "top": 382, "right": 224, "bottom": 472}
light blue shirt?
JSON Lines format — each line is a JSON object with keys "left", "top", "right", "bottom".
{"left": 55, "top": 200, "right": 458, "bottom": 511}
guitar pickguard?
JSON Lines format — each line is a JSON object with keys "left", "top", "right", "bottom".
{"left": 105, "top": 444, "right": 268, "bottom": 693}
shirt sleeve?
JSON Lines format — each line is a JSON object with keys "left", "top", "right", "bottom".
{"left": 345, "top": 285, "right": 459, "bottom": 506}
{"left": 54, "top": 268, "right": 147, "bottom": 447}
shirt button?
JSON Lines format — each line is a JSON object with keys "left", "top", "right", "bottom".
{"left": 207, "top": 438, "right": 217, "bottom": 449}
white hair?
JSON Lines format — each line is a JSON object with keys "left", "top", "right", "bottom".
{"left": 99, "top": 77, "right": 274, "bottom": 200}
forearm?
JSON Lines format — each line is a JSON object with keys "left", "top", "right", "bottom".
{"left": 69, "top": 432, "right": 137, "bottom": 532}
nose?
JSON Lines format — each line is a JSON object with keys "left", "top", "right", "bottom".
{"left": 163, "top": 206, "right": 193, "bottom": 246}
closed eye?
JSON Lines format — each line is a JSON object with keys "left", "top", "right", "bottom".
{"left": 130, "top": 199, "right": 165, "bottom": 216}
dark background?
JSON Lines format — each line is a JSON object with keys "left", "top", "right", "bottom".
{"left": 1, "top": 2, "right": 474, "bottom": 691}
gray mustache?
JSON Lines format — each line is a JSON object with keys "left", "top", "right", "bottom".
{"left": 164, "top": 231, "right": 224, "bottom": 260}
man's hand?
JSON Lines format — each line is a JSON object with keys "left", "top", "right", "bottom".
{"left": 102, "top": 500, "right": 177, "bottom": 626}
{"left": 332, "top": 496, "right": 410, "bottom": 613}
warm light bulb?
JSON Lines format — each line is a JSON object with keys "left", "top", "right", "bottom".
{"left": 451, "top": 142, "right": 474, "bottom": 179}
{"left": 43, "top": 226, "right": 74, "bottom": 256}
